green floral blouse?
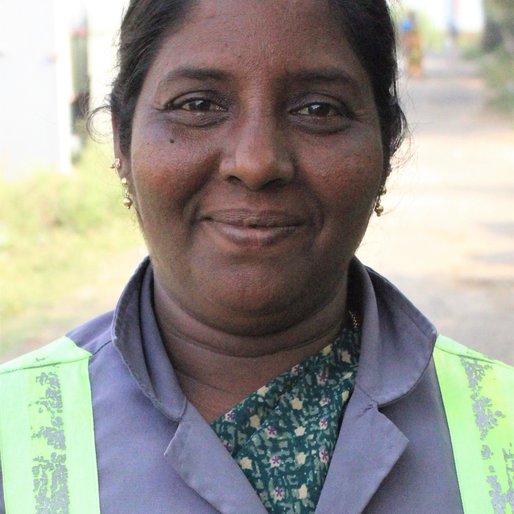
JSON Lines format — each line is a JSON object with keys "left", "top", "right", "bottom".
{"left": 211, "top": 326, "right": 361, "bottom": 513}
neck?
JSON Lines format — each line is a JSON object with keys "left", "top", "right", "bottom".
{"left": 154, "top": 279, "right": 348, "bottom": 422}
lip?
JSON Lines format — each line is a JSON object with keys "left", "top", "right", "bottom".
{"left": 200, "top": 209, "right": 306, "bottom": 248}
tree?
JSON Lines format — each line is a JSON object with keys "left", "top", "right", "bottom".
{"left": 483, "top": 0, "right": 514, "bottom": 54}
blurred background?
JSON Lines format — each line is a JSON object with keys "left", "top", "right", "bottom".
{"left": 0, "top": 0, "right": 513, "bottom": 363}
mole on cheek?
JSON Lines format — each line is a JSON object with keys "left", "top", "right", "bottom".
{"left": 170, "top": 139, "right": 175, "bottom": 144}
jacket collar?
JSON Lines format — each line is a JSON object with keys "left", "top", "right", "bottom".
{"left": 350, "top": 259, "right": 438, "bottom": 407}
{"left": 112, "top": 258, "right": 269, "bottom": 513}
{"left": 112, "top": 258, "right": 188, "bottom": 421}
{"left": 315, "top": 260, "right": 438, "bottom": 513}
{"left": 112, "top": 257, "right": 438, "bottom": 513}
{"left": 112, "top": 257, "right": 438, "bottom": 419}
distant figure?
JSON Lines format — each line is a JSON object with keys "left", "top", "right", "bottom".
{"left": 447, "top": 19, "right": 460, "bottom": 47}
{"left": 401, "top": 11, "right": 424, "bottom": 77}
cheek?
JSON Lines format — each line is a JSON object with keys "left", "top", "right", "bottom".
{"left": 300, "top": 133, "right": 384, "bottom": 221}
{"left": 130, "top": 123, "right": 219, "bottom": 220}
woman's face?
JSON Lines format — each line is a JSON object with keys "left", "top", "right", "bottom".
{"left": 119, "top": 0, "right": 385, "bottom": 334}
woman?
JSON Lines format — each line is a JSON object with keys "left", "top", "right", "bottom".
{"left": 1, "top": 1, "right": 513, "bottom": 513}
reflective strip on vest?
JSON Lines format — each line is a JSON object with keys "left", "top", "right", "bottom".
{"left": 435, "top": 335, "right": 514, "bottom": 514}
{"left": 1, "top": 335, "right": 513, "bottom": 513}
{"left": 0, "top": 337, "right": 100, "bottom": 514}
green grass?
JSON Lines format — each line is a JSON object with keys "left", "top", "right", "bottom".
{"left": 0, "top": 142, "right": 142, "bottom": 355}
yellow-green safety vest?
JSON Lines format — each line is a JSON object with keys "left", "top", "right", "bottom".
{"left": 0, "top": 336, "right": 513, "bottom": 513}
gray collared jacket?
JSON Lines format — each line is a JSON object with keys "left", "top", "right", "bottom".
{"left": 0, "top": 258, "right": 464, "bottom": 513}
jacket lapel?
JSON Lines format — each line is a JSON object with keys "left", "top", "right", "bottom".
{"left": 165, "top": 403, "right": 268, "bottom": 514}
{"left": 314, "top": 262, "right": 436, "bottom": 513}
{"left": 316, "top": 387, "right": 408, "bottom": 514}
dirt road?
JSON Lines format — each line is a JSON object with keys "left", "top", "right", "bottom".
{"left": 358, "top": 50, "right": 514, "bottom": 364}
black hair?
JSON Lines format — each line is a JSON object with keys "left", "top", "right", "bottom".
{"left": 108, "top": 0, "right": 406, "bottom": 172}
{"left": 330, "top": 0, "right": 407, "bottom": 172}
{"left": 109, "top": 0, "right": 193, "bottom": 155}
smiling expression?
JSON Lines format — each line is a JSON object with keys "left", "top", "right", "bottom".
{"left": 116, "top": 0, "right": 385, "bottom": 334}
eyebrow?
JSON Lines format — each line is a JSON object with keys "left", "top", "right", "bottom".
{"left": 157, "top": 66, "right": 231, "bottom": 87}
{"left": 285, "top": 68, "right": 361, "bottom": 91}
{"left": 156, "top": 66, "right": 362, "bottom": 94}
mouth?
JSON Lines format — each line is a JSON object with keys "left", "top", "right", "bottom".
{"left": 200, "top": 209, "right": 306, "bottom": 248}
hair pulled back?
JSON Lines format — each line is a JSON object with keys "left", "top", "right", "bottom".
{"left": 110, "top": 0, "right": 192, "bottom": 154}
{"left": 110, "top": 0, "right": 406, "bottom": 172}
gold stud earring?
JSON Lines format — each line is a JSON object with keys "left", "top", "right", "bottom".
{"left": 374, "top": 185, "right": 387, "bottom": 217}
{"left": 121, "top": 177, "right": 133, "bottom": 209}
{"left": 110, "top": 158, "right": 121, "bottom": 170}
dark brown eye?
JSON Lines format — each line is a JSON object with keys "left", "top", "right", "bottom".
{"left": 163, "top": 94, "right": 228, "bottom": 127}
{"left": 295, "top": 103, "right": 339, "bottom": 117}
{"left": 181, "top": 99, "right": 223, "bottom": 112}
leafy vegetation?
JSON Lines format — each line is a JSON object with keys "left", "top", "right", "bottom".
{"left": 483, "top": 0, "right": 514, "bottom": 54}
{"left": 0, "top": 143, "right": 142, "bottom": 355}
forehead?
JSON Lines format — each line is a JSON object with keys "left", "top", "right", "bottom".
{"left": 145, "top": 0, "right": 368, "bottom": 86}
{"left": 184, "top": 0, "right": 340, "bottom": 45}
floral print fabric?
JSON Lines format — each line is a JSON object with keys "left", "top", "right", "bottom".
{"left": 210, "top": 326, "right": 360, "bottom": 513}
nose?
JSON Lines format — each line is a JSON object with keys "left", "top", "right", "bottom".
{"left": 219, "top": 113, "right": 295, "bottom": 191}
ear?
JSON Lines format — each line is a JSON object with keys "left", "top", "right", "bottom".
{"left": 111, "top": 115, "right": 129, "bottom": 179}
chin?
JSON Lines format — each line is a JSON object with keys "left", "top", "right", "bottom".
{"left": 197, "top": 267, "right": 336, "bottom": 334}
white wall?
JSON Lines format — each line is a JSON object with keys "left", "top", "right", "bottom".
{"left": 86, "top": 0, "right": 127, "bottom": 136}
{"left": 0, "top": 0, "right": 127, "bottom": 179}
{"left": 0, "top": 0, "right": 72, "bottom": 178}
